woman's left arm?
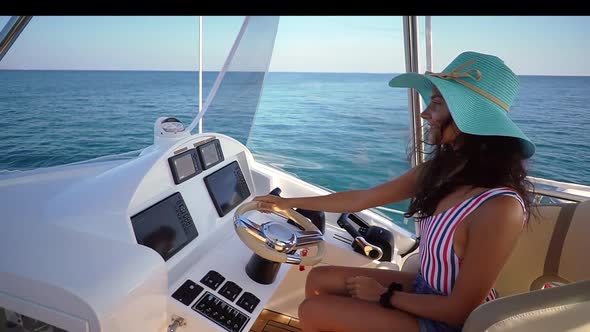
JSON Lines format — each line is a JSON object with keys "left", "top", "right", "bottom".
{"left": 389, "top": 196, "right": 525, "bottom": 326}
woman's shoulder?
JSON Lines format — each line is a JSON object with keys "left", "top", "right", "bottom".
{"left": 479, "top": 186, "right": 526, "bottom": 208}
{"left": 469, "top": 186, "right": 527, "bottom": 225}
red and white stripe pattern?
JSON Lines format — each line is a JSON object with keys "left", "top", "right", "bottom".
{"left": 417, "top": 187, "right": 526, "bottom": 302}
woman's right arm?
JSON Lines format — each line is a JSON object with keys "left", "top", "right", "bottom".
{"left": 254, "top": 166, "right": 419, "bottom": 213}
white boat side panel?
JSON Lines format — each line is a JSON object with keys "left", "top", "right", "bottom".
{"left": 0, "top": 221, "right": 167, "bottom": 332}
{"left": 43, "top": 150, "right": 163, "bottom": 243}
{"left": 0, "top": 160, "right": 125, "bottom": 230}
{"left": 250, "top": 167, "right": 274, "bottom": 196}
{"left": 0, "top": 291, "right": 89, "bottom": 332}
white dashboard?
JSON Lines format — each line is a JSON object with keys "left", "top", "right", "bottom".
{"left": 133, "top": 134, "right": 272, "bottom": 332}
{"left": 0, "top": 132, "right": 298, "bottom": 332}
{"left": 127, "top": 133, "right": 292, "bottom": 332}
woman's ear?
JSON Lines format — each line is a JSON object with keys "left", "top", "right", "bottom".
{"left": 441, "top": 120, "right": 461, "bottom": 145}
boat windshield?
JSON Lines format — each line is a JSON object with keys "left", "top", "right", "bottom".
{"left": 194, "top": 16, "right": 279, "bottom": 146}
{"left": 0, "top": 16, "right": 11, "bottom": 31}
{"left": 0, "top": 16, "right": 278, "bottom": 172}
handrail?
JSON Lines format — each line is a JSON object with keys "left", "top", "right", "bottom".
{"left": 0, "top": 16, "right": 32, "bottom": 63}
{"left": 528, "top": 176, "right": 590, "bottom": 203}
{"left": 402, "top": 16, "right": 424, "bottom": 168}
{"left": 187, "top": 16, "right": 251, "bottom": 133}
{"left": 425, "top": 16, "right": 432, "bottom": 72}
{"left": 532, "top": 188, "right": 588, "bottom": 203}
{"left": 528, "top": 176, "right": 590, "bottom": 192}
{"left": 375, "top": 206, "right": 406, "bottom": 215}
{"left": 198, "top": 16, "right": 203, "bottom": 134}
{"left": 403, "top": 16, "right": 424, "bottom": 237}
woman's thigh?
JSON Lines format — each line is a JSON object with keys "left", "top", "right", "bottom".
{"left": 306, "top": 265, "right": 417, "bottom": 298}
{"left": 299, "top": 294, "right": 419, "bottom": 332}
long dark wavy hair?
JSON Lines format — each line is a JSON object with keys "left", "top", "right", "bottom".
{"left": 404, "top": 128, "right": 535, "bottom": 222}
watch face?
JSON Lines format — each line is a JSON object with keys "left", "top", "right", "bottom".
{"left": 162, "top": 121, "right": 185, "bottom": 133}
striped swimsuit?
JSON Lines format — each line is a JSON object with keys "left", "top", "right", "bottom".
{"left": 417, "top": 187, "right": 526, "bottom": 302}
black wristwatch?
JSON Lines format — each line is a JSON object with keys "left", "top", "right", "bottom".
{"left": 379, "top": 282, "right": 403, "bottom": 309}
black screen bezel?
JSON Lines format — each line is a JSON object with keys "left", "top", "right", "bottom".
{"left": 203, "top": 161, "right": 251, "bottom": 217}
{"left": 168, "top": 149, "right": 202, "bottom": 185}
{"left": 130, "top": 192, "right": 199, "bottom": 261}
{"left": 196, "top": 139, "right": 224, "bottom": 170}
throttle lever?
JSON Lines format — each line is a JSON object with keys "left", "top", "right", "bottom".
{"left": 337, "top": 213, "right": 383, "bottom": 260}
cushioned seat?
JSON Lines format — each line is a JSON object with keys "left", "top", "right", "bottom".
{"left": 464, "top": 200, "right": 590, "bottom": 331}
{"left": 463, "top": 279, "right": 590, "bottom": 331}
{"left": 399, "top": 200, "right": 590, "bottom": 331}
{"left": 495, "top": 201, "right": 590, "bottom": 296}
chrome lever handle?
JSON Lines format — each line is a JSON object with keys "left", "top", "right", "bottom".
{"left": 354, "top": 237, "right": 383, "bottom": 260}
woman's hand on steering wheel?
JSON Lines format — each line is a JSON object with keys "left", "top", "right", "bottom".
{"left": 253, "top": 195, "right": 293, "bottom": 213}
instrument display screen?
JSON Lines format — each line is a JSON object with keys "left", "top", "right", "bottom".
{"left": 131, "top": 192, "right": 198, "bottom": 261}
{"left": 197, "top": 139, "right": 224, "bottom": 170}
{"left": 204, "top": 161, "right": 250, "bottom": 217}
{"left": 168, "top": 149, "right": 201, "bottom": 184}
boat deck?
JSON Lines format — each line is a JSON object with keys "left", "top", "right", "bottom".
{"left": 250, "top": 309, "right": 302, "bottom": 332}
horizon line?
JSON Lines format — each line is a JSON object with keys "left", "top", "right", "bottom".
{"left": 0, "top": 68, "right": 587, "bottom": 77}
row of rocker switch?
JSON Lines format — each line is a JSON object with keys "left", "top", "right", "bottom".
{"left": 193, "top": 292, "right": 249, "bottom": 332}
{"left": 200, "top": 270, "right": 260, "bottom": 313}
{"left": 171, "top": 279, "right": 203, "bottom": 306}
{"left": 172, "top": 270, "right": 260, "bottom": 314}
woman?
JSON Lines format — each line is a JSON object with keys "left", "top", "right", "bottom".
{"left": 254, "top": 51, "right": 535, "bottom": 332}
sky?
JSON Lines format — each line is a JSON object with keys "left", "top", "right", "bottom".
{"left": 1, "top": 16, "right": 589, "bottom": 76}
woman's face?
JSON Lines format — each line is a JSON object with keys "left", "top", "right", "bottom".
{"left": 420, "top": 86, "right": 459, "bottom": 145}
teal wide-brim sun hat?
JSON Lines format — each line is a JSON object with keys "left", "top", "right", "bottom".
{"left": 389, "top": 51, "right": 535, "bottom": 158}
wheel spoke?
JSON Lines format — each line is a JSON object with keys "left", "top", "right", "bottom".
{"left": 292, "top": 230, "right": 323, "bottom": 249}
{"left": 235, "top": 215, "right": 266, "bottom": 242}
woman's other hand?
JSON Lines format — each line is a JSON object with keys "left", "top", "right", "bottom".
{"left": 345, "top": 276, "right": 387, "bottom": 302}
{"left": 253, "top": 195, "right": 293, "bottom": 212}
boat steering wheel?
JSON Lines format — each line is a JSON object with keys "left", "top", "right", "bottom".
{"left": 233, "top": 201, "right": 326, "bottom": 266}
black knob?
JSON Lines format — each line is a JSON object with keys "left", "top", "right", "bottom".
{"left": 337, "top": 213, "right": 361, "bottom": 238}
{"left": 269, "top": 187, "right": 282, "bottom": 196}
{"left": 368, "top": 249, "right": 380, "bottom": 259}
{"left": 5, "top": 321, "right": 18, "bottom": 328}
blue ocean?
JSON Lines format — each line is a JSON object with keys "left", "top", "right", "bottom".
{"left": 1, "top": 71, "right": 589, "bottom": 229}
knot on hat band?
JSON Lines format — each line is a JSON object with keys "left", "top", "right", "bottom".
{"left": 425, "top": 59, "right": 510, "bottom": 112}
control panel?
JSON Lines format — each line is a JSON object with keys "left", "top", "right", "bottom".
{"left": 171, "top": 270, "right": 260, "bottom": 332}
{"left": 193, "top": 292, "right": 249, "bottom": 332}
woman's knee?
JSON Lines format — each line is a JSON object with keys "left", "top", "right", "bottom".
{"left": 298, "top": 297, "right": 322, "bottom": 327}
{"left": 306, "top": 265, "right": 332, "bottom": 285}
{"left": 305, "top": 265, "right": 338, "bottom": 297}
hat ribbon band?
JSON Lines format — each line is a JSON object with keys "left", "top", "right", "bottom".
{"left": 425, "top": 59, "right": 510, "bottom": 112}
